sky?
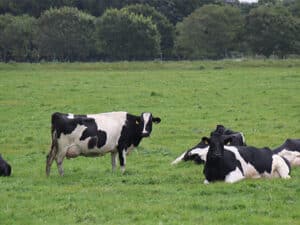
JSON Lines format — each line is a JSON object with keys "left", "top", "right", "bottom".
{"left": 239, "top": 0, "right": 258, "bottom": 3}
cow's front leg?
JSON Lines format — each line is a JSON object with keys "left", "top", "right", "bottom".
{"left": 118, "top": 149, "right": 126, "bottom": 174}
{"left": 111, "top": 151, "right": 118, "bottom": 172}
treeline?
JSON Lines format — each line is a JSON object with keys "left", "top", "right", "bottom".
{"left": 0, "top": 0, "right": 299, "bottom": 61}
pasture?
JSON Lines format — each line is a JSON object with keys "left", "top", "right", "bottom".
{"left": 0, "top": 60, "right": 300, "bottom": 224}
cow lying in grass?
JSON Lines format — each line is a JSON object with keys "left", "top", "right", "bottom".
{"left": 203, "top": 131, "right": 291, "bottom": 184}
{"left": 273, "top": 139, "right": 300, "bottom": 167}
{"left": 46, "top": 111, "right": 161, "bottom": 176}
{"left": 171, "top": 125, "right": 246, "bottom": 165}
{"left": 0, "top": 154, "right": 11, "bottom": 176}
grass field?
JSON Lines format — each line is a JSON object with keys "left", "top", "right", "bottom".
{"left": 0, "top": 60, "right": 300, "bottom": 225}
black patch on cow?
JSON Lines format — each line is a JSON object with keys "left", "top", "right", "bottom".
{"left": 117, "top": 114, "right": 144, "bottom": 152}
{"left": 97, "top": 130, "right": 107, "bottom": 148}
{"left": 273, "top": 139, "right": 300, "bottom": 153}
{"left": 0, "top": 155, "right": 11, "bottom": 176}
{"left": 88, "top": 137, "right": 98, "bottom": 149}
{"left": 52, "top": 112, "right": 107, "bottom": 150}
{"left": 51, "top": 112, "right": 91, "bottom": 138}
{"left": 204, "top": 149, "right": 239, "bottom": 182}
{"left": 237, "top": 146, "right": 273, "bottom": 174}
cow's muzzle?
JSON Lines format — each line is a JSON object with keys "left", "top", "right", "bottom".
{"left": 142, "top": 133, "right": 150, "bottom": 137}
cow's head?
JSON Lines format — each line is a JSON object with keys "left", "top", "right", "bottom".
{"left": 140, "top": 112, "right": 161, "bottom": 137}
{"left": 206, "top": 133, "right": 232, "bottom": 158}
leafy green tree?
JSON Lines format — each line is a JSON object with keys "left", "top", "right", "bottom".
{"left": 36, "top": 7, "right": 96, "bottom": 61}
{"left": 120, "top": 0, "right": 214, "bottom": 24}
{"left": 246, "top": 5, "right": 298, "bottom": 58}
{"left": 95, "top": 8, "right": 161, "bottom": 60}
{"left": 0, "top": 0, "right": 77, "bottom": 17}
{"left": 123, "top": 4, "right": 174, "bottom": 58}
{"left": 0, "top": 14, "right": 14, "bottom": 61}
{"left": 175, "top": 4, "right": 243, "bottom": 59}
{"left": 284, "top": 0, "right": 300, "bottom": 17}
{"left": 0, "top": 14, "right": 37, "bottom": 62}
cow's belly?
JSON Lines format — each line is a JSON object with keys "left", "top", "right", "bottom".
{"left": 243, "top": 163, "right": 261, "bottom": 178}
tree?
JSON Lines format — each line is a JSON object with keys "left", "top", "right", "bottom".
{"left": 95, "top": 8, "right": 161, "bottom": 60}
{"left": 0, "top": 15, "right": 37, "bottom": 61}
{"left": 36, "top": 7, "right": 96, "bottom": 61}
{"left": 245, "top": 5, "right": 298, "bottom": 58}
{"left": 122, "top": 4, "right": 174, "bottom": 58}
{"left": 121, "top": 0, "right": 213, "bottom": 24}
{"left": 175, "top": 4, "right": 243, "bottom": 59}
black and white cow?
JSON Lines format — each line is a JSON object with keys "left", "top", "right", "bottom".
{"left": 171, "top": 125, "right": 246, "bottom": 165}
{"left": 203, "top": 132, "right": 291, "bottom": 184}
{"left": 46, "top": 111, "right": 161, "bottom": 176}
{"left": 273, "top": 139, "right": 300, "bottom": 166}
{"left": 0, "top": 154, "right": 11, "bottom": 176}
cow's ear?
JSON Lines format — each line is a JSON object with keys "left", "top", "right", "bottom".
{"left": 152, "top": 117, "right": 161, "bottom": 124}
{"left": 223, "top": 136, "right": 233, "bottom": 145}
{"left": 201, "top": 137, "right": 210, "bottom": 145}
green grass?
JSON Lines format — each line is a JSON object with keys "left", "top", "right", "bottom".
{"left": 0, "top": 60, "right": 300, "bottom": 225}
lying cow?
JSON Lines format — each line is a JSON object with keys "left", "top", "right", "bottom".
{"left": 273, "top": 139, "right": 300, "bottom": 166}
{"left": 46, "top": 111, "right": 161, "bottom": 176}
{"left": 0, "top": 154, "right": 11, "bottom": 176}
{"left": 203, "top": 132, "right": 291, "bottom": 184}
{"left": 171, "top": 125, "right": 246, "bottom": 165}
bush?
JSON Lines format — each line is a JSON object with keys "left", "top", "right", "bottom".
{"left": 122, "top": 4, "right": 175, "bottom": 59}
{"left": 246, "top": 5, "right": 298, "bottom": 58}
{"left": 95, "top": 8, "right": 161, "bottom": 60}
{"left": 0, "top": 14, "right": 37, "bottom": 62}
{"left": 175, "top": 4, "right": 243, "bottom": 59}
{"left": 36, "top": 7, "right": 96, "bottom": 61}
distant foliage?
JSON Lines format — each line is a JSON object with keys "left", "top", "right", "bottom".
{"left": 245, "top": 5, "right": 298, "bottom": 58}
{"left": 123, "top": 4, "right": 175, "bottom": 58}
{"left": 175, "top": 4, "right": 243, "bottom": 59}
{"left": 0, "top": 0, "right": 300, "bottom": 61}
{"left": 95, "top": 9, "right": 161, "bottom": 60}
{"left": 0, "top": 14, "right": 37, "bottom": 62}
{"left": 36, "top": 7, "right": 96, "bottom": 61}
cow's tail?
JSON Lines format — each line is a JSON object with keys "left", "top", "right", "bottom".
{"left": 46, "top": 114, "right": 59, "bottom": 176}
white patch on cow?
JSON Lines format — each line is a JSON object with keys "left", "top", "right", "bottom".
{"left": 67, "top": 113, "right": 74, "bottom": 119}
{"left": 122, "top": 150, "right": 126, "bottom": 165}
{"left": 204, "top": 179, "right": 209, "bottom": 185}
{"left": 224, "top": 146, "right": 260, "bottom": 178}
{"left": 225, "top": 167, "right": 245, "bottom": 183}
{"left": 142, "top": 112, "right": 151, "bottom": 135}
{"left": 87, "top": 112, "right": 127, "bottom": 152}
{"left": 240, "top": 132, "right": 246, "bottom": 144}
{"left": 190, "top": 147, "right": 208, "bottom": 162}
{"left": 271, "top": 154, "right": 291, "bottom": 179}
{"left": 276, "top": 149, "right": 300, "bottom": 166}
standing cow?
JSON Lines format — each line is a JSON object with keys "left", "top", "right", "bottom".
{"left": 46, "top": 111, "right": 161, "bottom": 176}
{"left": 203, "top": 131, "right": 291, "bottom": 184}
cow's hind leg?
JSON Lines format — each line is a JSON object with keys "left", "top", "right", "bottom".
{"left": 46, "top": 140, "right": 57, "bottom": 176}
{"left": 56, "top": 150, "right": 66, "bottom": 176}
{"left": 272, "top": 155, "right": 291, "bottom": 179}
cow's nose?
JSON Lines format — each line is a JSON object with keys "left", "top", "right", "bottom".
{"left": 142, "top": 133, "right": 150, "bottom": 137}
